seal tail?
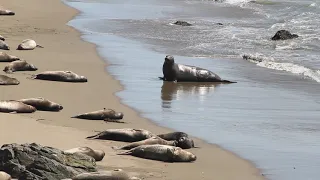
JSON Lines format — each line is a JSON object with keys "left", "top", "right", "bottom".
{"left": 36, "top": 44, "right": 44, "bottom": 48}
{"left": 117, "top": 150, "right": 133, "bottom": 155}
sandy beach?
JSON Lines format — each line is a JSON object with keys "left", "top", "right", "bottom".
{"left": 0, "top": 0, "right": 264, "bottom": 179}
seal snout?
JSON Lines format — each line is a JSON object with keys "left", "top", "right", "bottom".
{"left": 165, "top": 55, "right": 174, "bottom": 63}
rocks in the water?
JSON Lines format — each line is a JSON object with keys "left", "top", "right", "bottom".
{"left": 0, "top": 143, "right": 97, "bottom": 180}
{"left": 173, "top": 20, "right": 192, "bottom": 26}
{"left": 271, "top": 30, "right": 299, "bottom": 40}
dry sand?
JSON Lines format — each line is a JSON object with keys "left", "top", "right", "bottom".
{"left": 0, "top": 0, "right": 264, "bottom": 179}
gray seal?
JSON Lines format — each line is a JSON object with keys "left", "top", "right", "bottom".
{"left": 30, "top": 71, "right": 87, "bottom": 82}
{"left": 0, "top": 52, "right": 19, "bottom": 62}
{"left": 0, "top": 40, "right": 10, "bottom": 50}
{"left": 86, "top": 128, "right": 155, "bottom": 142}
{"left": 69, "top": 169, "right": 141, "bottom": 180}
{"left": 157, "top": 131, "right": 196, "bottom": 149}
{"left": 71, "top": 108, "right": 124, "bottom": 123}
{"left": 0, "top": 100, "right": 36, "bottom": 113}
{"left": 0, "top": 75, "right": 20, "bottom": 85}
{"left": 16, "top": 97, "right": 63, "bottom": 112}
{"left": 112, "top": 136, "right": 177, "bottom": 150}
{"left": 4, "top": 60, "right": 38, "bottom": 73}
{"left": 17, "top": 39, "right": 43, "bottom": 50}
{"left": 117, "top": 144, "right": 197, "bottom": 162}
{"left": 64, "top": 147, "right": 105, "bottom": 161}
{"left": 160, "top": 55, "right": 236, "bottom": 83}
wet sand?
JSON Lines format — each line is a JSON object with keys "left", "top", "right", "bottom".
{"left": 0, "top": 0, "right": 263, "bottom": 179}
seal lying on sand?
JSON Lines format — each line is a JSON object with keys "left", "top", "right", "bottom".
{"left": 68, "top": 169, "right": 141, "bottom": 180}
{"left": 30, "top": 71, "right": 87, "bottom": 82}
{"left": 0, "top": 9, "right": 15, "bottom": 15}
{"left": 160, "top": 55, "right": 236, "bottom": 83}
{"left": 16, "top": 97, "right": 63, "bottom": 112}
{"left": 0, "top": 52, "right": 19, "bottom": 62}
{"left": 0, "top": 40, "right": 10, "bottom": 50}
{"left": 86, "top": 128, "right": 155, "bottom": 142}
{"left": 0, "top": 100, "right": 36, "bottom": 113}
{"left": 64, "top": 147, "right": 105, "bottom": 161}
{"left": 0, "top": 75, "right": 20, "bottom": 85}
{"left": 112, "top": 136, "right": 177, "bottom": 150}
{"left": 0, "top": 35, "right": 5, "bottom": 41}
{"left": 118, "top": 144, "right": 197, "bottom": 162}
{"left": 4, "top": 60, "right": 38, "bottom": 73}
{"left": 17, "top": 39, "right": 43, "bottom": 50}
{"left": 158, "top": 132, "right": 195, "bottom": 149}
{"left": 71, "top": 108, "right": 124, "bottom": 123}
{"left": 0, "top": 171, "right": 11, "bottom": 180}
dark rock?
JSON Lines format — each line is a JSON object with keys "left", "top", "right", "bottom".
{"left": 271, "top": 30, "right": 299, "bottom": 41}
{"left": 0, "top": 143, "right": 97, "bottom": 180}
{"left": 173, "top": 21, "right": 192, "bottom": 26}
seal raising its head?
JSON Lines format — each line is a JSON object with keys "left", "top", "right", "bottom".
{"left": 4, "top": 60, "right": 38, "bottom": 73}
{"left": 161, "top": 55, "right": 236, "bottom": 83}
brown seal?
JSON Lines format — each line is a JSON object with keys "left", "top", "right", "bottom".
{"left": 117, "top": 144, "right": 197, "bottom": 162}
{"left": 17, "top": 39, "right": 43, "bottom": 50}
{"left": 64, "top": 147, "right": 105, "bottom": 161}
{"left": 112, "top": 136, "right": 177, "bottom": 150}
{"left": 30, "top": 71, "right": 87, "bottom": 82}
{"left": 0, "top": 52, "right": 19, "bottom": 62}
{"left": 4, "top": 60, "right": 38, "bottom": 73}
{"left": 71, "top": 108, "right": 124, "bottom": 123}
{"left": 0, "top": 40, "right": 10, "bottom": 50}
{"left": 0, "top": 100, "right": 36, "bottom": 113}
{"left": 16, "top": 97, "right": 63, "bottom": 112}
{"left": 0, "top": 75, "right": 20, "bottom": 85}
{"left": 69, "top": 169, "right": 141, "bottom": 180}
{"left": 86, "top": 128, "right": 155, "bottom": 142}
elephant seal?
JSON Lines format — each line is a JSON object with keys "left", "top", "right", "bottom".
{"left": 70, "top": 169, "right": 141, "bottom": 180}
{"left": 3, "top": 60, "right": 38, "bottom": 73}
{"left": 0, "top": 100, "right": 36, "bottom": 113}
{"left": 17, "top": 39, "right": 43, "bottom": 50}
{"left": 160, "top": 55, "right": 236, "bottom": 83}
{"left": 118, "top": 144, "right": 197, "bottom": 162}
{"left": 64, "top": 147, "right": 105, "bottom": 161}
{"left": 0, "top": 40, "right": 10, "bottom": 50}
{"left": 30, "top": 71, "right": 87, "bottom": 82}
{"left": 0, "top": 35, "right": 5, "bottom": 41}
{"left": 112, "top": 136, "right": 177, "bottom": 150}
{"left": 158, "top": 131, "right": 195, "bottom": 149}
{"left": 16, "top": 97, "right": 63, "bottom": 111}
{"left": 0, "top": 171, "right": 11, "bottom": 180}
{"left": 0, "top": 52, "right": 20, "bottom": 62}
{"left": 71, "top": 108, "right": 124, "bottom": 123}
{"left": 86, "top": 128, "right": 155, "bottom": 142}
{"left": 0, "top": 75, "right": 20, "bottom": 85}
{"left": 0, "top": 9, "right": 15, "bottom": 15}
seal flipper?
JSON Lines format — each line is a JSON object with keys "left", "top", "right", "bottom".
{"left": 221, "top": 79, "right": 237, "bottom": 83}
{"left": 36, "top": 44, "right": 44, "bottom": 48}
{"left": 116, "top": 149, "right": 133, "bottom": 155}
{"left": 158, "top": 77, "right": 164, "bottom": 80}
{"left": 104, "top": 118, "right": 125, "bottom": 123}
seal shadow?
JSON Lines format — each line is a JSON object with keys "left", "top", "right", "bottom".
{"left": 161, "top": 81, "right": 222, "bottom": 109}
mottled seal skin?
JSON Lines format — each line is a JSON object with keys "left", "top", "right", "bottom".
{"left": 0, "top": 40, "right": 10, "bottom": 50}
{"left": 17, "top": 39, "right": 43, "bottom": 50}
{"left": 4, "top": 60, "right": 38, "bottom": 73}
{"left": 0, "top": 52, "right": 20, "bottom": 62}
{"left": 112, "top": 136, "right": 177, "bottom": 150}
{"left": 64, "top": 147, "right": 105, "bottom": 161}
{"left": 158, "top": 132, "right": 195, "bottom": 149}
{"left": 71, "top": 108, "right": 124, "bottom": 123}
{"left": 160, "top": 55, "right": 236, "bottom": 83}
{"left": 86, "top": 128, "right": 155, "bottom": 142}
{"left": 118, "top": 144, "right": 197, "bottom": 162}
{"left": 0, "top": 100, "right": 36, "bottom": 113}
{"left": 0, "top": 171, "right": 11, "bottom": 180}
{"left": 0, "top": 35, "right": 5, "bottom": 41}
{"left": 16, "top": 97, "right": 63, "bottom": 112}
{"left": 70, "top": 169, "right": 141, "bottom": 180}
{"left": 0, "top": 9, "right": 15, "bottom": 15}
{"left": 0, "top": 75, "right": 20, "bottom": 85}
{"left": 30, "top": 71, "right": 87, "bottom": 82}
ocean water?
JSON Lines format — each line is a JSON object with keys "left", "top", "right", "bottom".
{"left": 64, "top": 0, "right": 320, "bottom": 180}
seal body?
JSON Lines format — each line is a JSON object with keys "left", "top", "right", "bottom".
{"left": 70, "top": 169, "right": 140, "bottom": 180}
{"left": 16, "top": 97, "right": 63, "bottom": 111}
{"left": 113, "top": 136, "right": 177, "bottom": 150}
{"left": 0, "top": 9, "right": 15, "bottom": 15}
{"left": 0, "top": 75, "right": 20, "bottom": 85}
{"left": 0, "top": 35, "right": 5, "bottom": 41}
{"left": 71, "top": 108, "right": 123, "bottom": 122}
{"left": 0, "top": 100, "right": 36, "bottom": 113}
{"left": 0, "top": 40, "right": 10, "bottom": 50}
{"left": 64, "top": 147, "right": 105, "bottom": 161}
{"left": 17, "top": 39, "right": 43, "bottom": 50}
{"left": 118, "top": 144, "right": 197, "bottom": 162}
{"left": 162, "top": 55, "right": 236, "bottom": 83}
{"left": 86, "top": 128, "right": 155, "bottom": 142}
{"left": 31, "top": 71, "right": 87, "bottom": 82}
{"left": 4, "top": 60, "right": 38, "bottom": 73}
{"left": 157, "top": 131, "right": 189, "bottom": 141}
{"left": 158, "top": 131, "right": 195, "bottom": 149}
{"left": 0, "top": 171, "right": 11, "bottom": 180}
{"left": 0, "top": 52, "right": 19, "bottom": 62}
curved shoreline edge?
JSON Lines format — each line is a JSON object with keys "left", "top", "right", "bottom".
{"left": 0, "top": 0, "right": 265, "bottom": 179}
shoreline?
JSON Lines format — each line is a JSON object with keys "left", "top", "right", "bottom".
{"left": 0, "top": 0, "right": 264, "bottom": 179}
